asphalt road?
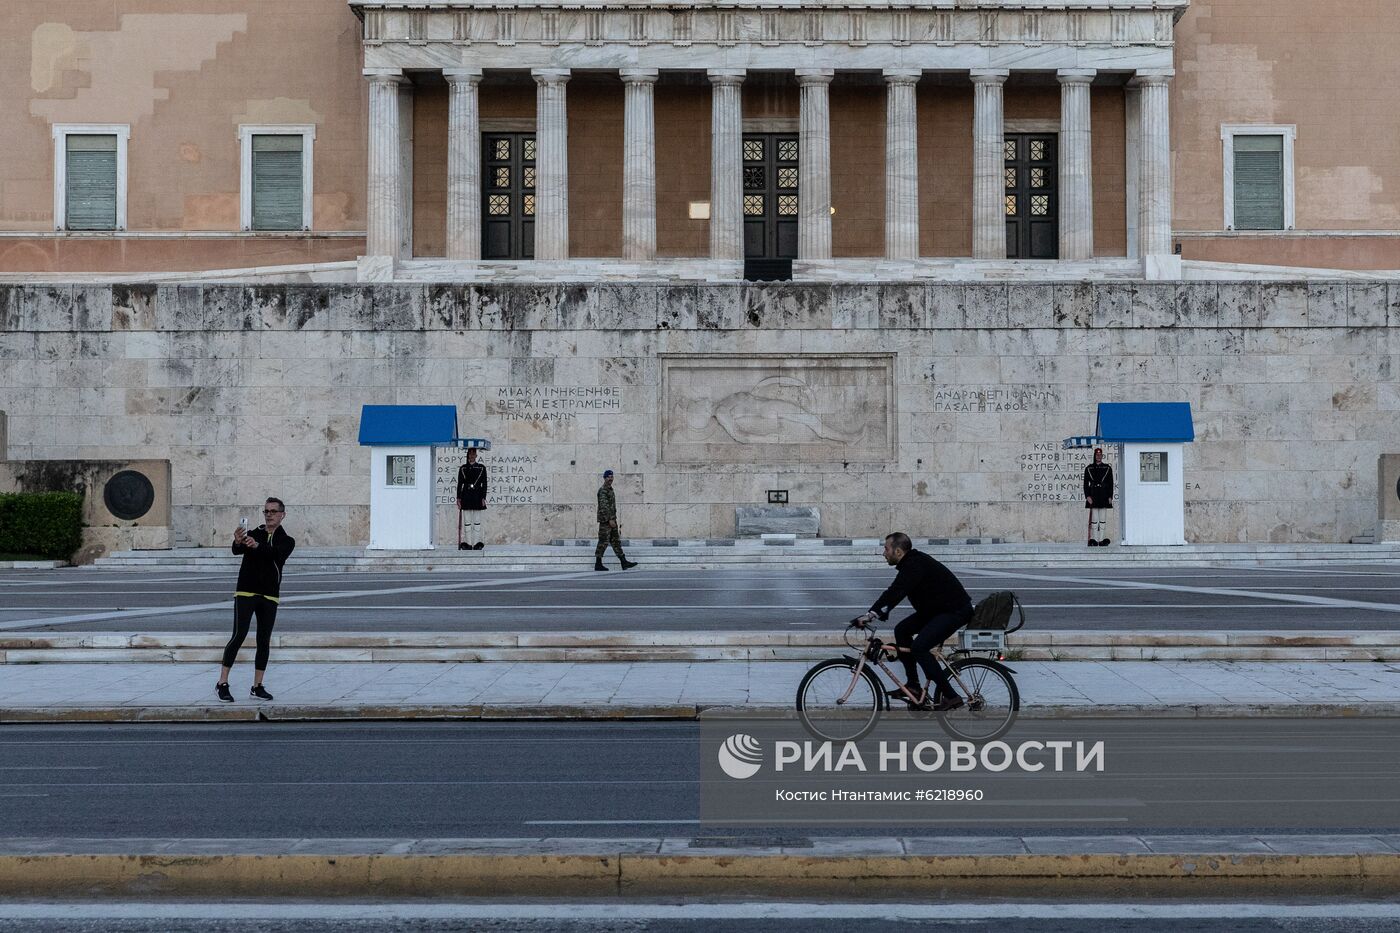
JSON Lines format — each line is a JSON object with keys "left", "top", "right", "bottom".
{"left": 5, "top": 903, "right": 1400, "bottom": 932}
{"left": 1, "top": 565, "right": 1399, "bottom": 634}
{"left": 4, "top": 722, "right": 1400, "bottom": 839}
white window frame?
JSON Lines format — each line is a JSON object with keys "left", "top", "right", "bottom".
{"left": 1220, "top": 123, "right": 1296, "bottom": 231}
{"left": 52, "top": 123, "right": 130, "bottom": 232}
{"left": 238, "top": 124, "right": 316, "bottom": 232}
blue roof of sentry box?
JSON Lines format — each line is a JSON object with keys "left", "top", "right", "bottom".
{"left": 1096, "top": 402, "right": 1195, "bottom": 443}
{"left": 357, "top": 405, "right": 458, "bottom": 446}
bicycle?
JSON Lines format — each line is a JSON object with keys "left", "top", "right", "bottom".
{"left": 795, "top": 614, "right": 1022, "bottom": 744}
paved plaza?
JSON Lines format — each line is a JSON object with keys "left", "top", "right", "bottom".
{"left": 2, "top": 564, "right": 1399, "bottom": 634}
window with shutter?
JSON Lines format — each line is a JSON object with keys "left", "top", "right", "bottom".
{"left": 251, "top": 134, "right": 305, "bottom": 231}
{"left": 1232, "top": 134, "right": 1284, "bottom": 230}
{"left": 65, "top": 134, "right": 118, "bottom": 231}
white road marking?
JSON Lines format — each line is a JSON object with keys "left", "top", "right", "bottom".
{"left": 10, "top": 901, "right": 1400, "bottom": 921}
{"left": 961, "top": 567, "right": 1400, "bottom": 614}
{"left": 0, "top": 570, "right": 599, "bottom": 632}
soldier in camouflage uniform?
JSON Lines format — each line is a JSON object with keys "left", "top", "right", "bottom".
{"left": 595, "top": 469, "right": 637, "bottom": 571}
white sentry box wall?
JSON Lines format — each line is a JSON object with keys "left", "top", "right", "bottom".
{"left": 368, "top": 445, "right": 434, "bottom": 549}
{"left": 1119, "top": 442, "right": 1186, "bottom": 545}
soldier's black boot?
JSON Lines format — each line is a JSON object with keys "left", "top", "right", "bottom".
{"left": 620, "top": 558, "right": 638, "bottom": 570}
{"left": 594, "top": 560, "right": 609, "bottom": 571}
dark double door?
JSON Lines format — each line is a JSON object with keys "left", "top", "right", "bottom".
{"left": 1004, "top": 133, "right": 1058, "bottom": 259}
{"left": 743, "top": 133, "right": 799, "bottom": 260}
{"left": 482, "top": 132, "right": 536, "bottom": 260}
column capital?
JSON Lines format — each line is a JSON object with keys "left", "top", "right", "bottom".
{"left": 443, "top": 67, "right": 484, "bottom": 85}
{"left": 619, "top": 67, "right": 660, "bottom": 84}
{"left": 1128, "top": 68, "right": 1175, "bottom": 88}
{"left": 1056, "top": 68, "right": 1097, "bottom": 85}
{"left": 969, "top": 69, "right": 1010, "bottom": 85}
{"left": 883, "top": 68, "right": 922, "bottom": 85}
{"left": 707, "top": 68, "right": 746, "bottom": 86}
{"left": 363, "top": 67, "right": 405, "bottom": 84}
{"left": 532, "top": 67, "right": 571, "bottom": 86}
{"left": 795, "top": 68, "right": 835, "bottom": 85}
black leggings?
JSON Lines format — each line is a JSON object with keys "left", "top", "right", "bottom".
{"left": 222, "top": 595, "right": 278, "bottom": 672}
{"left": 894, "top": 608, "right": 972, "bottom": 698}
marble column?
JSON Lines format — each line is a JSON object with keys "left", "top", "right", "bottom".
{"left": 970, "top": 69, "right": 1009, "bottom": 260}
{"left": 1124, "top": 85, "right": 1141, "bottom": 258}
{"left": 621, "top": 68, "right": 659, "bottom": 261}
{"left": 532, "top": 68, "right": 571, "bottom": 260}
{"left": 445, "top": 68, "right": 483, "bottom": 261}
{"left": 1057, "top": 69, "right": 1095, "bottom": 261}
{"left": 1133, "top": 70, "right": 1174, "bottom": 258}
{"left": 365, "top": 69, "right": 405, "bottom": 260}
{"left": 708, "top": 69, "right": 745, "bottom": 261}
{"left": 883, "top": 69, "right": 920, "bottom": 260}
{"left": 796, "top": 69, "right": 834, "bottom": 260}
{"left": 398, "top": 80, "right": 415, "bottom": 259}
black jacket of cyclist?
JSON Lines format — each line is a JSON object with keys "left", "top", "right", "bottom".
{"left": 862, "top": 532, "right": 973, "bottom": 709}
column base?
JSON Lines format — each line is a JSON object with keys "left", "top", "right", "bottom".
{"left": 1142, "top": 254, "right": 1183, "bottom": 280}
{"left": 357, "top": 255, "right": 398, "bottom": 283}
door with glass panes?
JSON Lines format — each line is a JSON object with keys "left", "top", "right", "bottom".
{"left": 1003, "top": 133, "right": 1058, "bottom": 259}
{"left": 742, "top": 134, "right": 799, "bottom": 260}
{"left": 482, "top": 133, "right": 536, "bottom": 260}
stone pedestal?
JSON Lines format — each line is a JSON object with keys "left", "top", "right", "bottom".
{"left": 736, "top": 506, "right": 821, "bottom": 538}
{"left": 1380, "top": 455, "right": 1400, "bottom": 542}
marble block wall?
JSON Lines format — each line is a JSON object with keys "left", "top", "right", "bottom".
{"left": 0, "top": 281, "right": 1395, "bottom": 549}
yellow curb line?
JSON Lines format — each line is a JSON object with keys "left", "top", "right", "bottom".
{"left": 3, "top": 853, "right": 1400, "bottom": 897}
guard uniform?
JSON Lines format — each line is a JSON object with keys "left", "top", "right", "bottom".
{"left": 595, "top": 483, "right": 631, "bottom": 567}
{"left": 457, "top": 460, "right": 489, "bottom": 549}
{"left": 1083, "top": 459, "right": 1115, "bottom": 546}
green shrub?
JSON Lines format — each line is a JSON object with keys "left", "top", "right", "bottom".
{"left": 0, "top": 492, "right": 84, "bottom": 561}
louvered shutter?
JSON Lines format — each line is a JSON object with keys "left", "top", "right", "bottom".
{"left": 251, "top": 135, "right": 304, "bottom": 231}
{"left": 1232, "top": 135, "right": 1284, "bottom": 230}
{"left": 65, "top": 134, "right": 118, "bottom": 230}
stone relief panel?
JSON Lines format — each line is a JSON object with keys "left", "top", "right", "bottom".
{"left": 660, "top": 355, "right": 894, "bottom": 463}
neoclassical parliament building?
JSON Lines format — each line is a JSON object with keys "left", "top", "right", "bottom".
{"left": 0, "top": 1, "right": 1397, "bottom": 551}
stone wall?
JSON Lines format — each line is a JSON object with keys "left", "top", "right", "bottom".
{"left": 0, "top": 281, "right": 1394, "bottom": 548}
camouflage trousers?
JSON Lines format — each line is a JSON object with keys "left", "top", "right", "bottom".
{"left": 595, "top": 523, "right": 626, "bottom": 562}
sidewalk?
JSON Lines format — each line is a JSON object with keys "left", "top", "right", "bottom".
{"left": 4, "top": 658, "right": 1399, "bottom": 722}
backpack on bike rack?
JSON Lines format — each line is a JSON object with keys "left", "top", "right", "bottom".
{"left": 958, "top": 590, "right": 1025, "bottom": 652}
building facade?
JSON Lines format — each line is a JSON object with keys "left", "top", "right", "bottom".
{"left": 0, "top": 1, "right": 1396, "bottom": 549}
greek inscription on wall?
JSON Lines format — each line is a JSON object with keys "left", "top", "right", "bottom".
{"left": 1020, "top": 442, "right": 1108, "bottom": 503}
{"left": 661, "top": 354, "right": 895, "bottom": 463}
{"left": 487, "top": 386, "right": 621, "bottom": 423}
{"left": 932, "top": 385, "right": 1061, "bottom": 413}
{"left": 436, "top": 448, "right": 552, "bottom": 505}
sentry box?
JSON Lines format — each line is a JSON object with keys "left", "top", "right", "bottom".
{"left": 1064, "top": 402, "right": 1195, "bottom": 546}
{"left": 357, "top": 405, "right": 491, "bottom": 550}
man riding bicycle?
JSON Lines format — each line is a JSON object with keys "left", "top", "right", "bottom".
{"left": 855, "top": 532, "right": 973, "bottom": 712}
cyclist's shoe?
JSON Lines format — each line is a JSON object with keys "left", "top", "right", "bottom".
{"left": 250, "top": 684, "right": 274, "bottom": 701}
{"left": 933, "top": 695, "right": 965, "bottom": 712}
{"left": 885, "top": 683, "right": 922, "bottom": 702}
{"left": 215, "top": 682, "right": 234, "bottom": 703}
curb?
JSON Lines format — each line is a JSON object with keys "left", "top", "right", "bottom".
{"left": 6, "top": 630, "right": 1400, "bottom": 664}
{"left": 2, "top": 851, "right": 1399, "bottom": 897}
{"left": 6, "top": 701, "right": 1400, "bottom": 724}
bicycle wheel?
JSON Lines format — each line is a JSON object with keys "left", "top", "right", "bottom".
{"left": 796, "top": 658, "right": 883, "bottom": 743}
{"left": 939, "top": 657, "right": 1020, "bottom": 742}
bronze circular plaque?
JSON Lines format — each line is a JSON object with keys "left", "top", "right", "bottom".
{"left": 103, "top": 470, "right": 155, "bottom": 521}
